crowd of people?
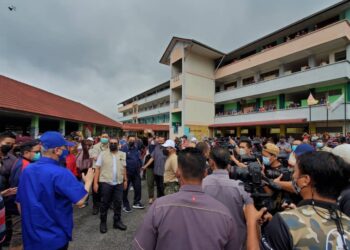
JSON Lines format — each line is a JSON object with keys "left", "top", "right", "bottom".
{"left": 0, "top": 129, "right": 350, "bottom": 249}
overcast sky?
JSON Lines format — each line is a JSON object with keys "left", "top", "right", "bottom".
{"left": 0, "top": 0, "right": 340, "bottom": 120}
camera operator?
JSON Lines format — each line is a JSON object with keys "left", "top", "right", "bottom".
{"left": 230, "top": 139, "right": 255, "bottom": 168}
{"left": 203, "top": 147, "right": 254, "bottom": 249}
{"left": 246, "top": 151, "right": 350, "bottom": 250}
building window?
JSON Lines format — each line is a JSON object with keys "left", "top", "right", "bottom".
{"left": 335, "top": 50, "right": 346, "bottom": 62}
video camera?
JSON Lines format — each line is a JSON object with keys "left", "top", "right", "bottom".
{"left": 229, "top": 161, "right": 281, "bottom": 212}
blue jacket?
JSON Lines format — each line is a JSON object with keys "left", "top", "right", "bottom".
{"left": 121, "top": 145, "right": 142, "bottom": 175}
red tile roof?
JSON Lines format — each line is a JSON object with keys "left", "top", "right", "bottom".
{"left": 209, "top": 119, "right": 307, "bottom": 128}
{"left": 122, "top": 123, "right": 169, "bottom": 132}
{"left": 0, "top": 75, "right": 122, "bottom": 128}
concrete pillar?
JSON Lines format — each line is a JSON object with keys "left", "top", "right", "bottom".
{"left": 31, "top": 116, "right": 39, "bottom": 138}
{"left": 256, "top": 125, "right": 261, "bottom": 137}
{"left": 237, "top": 77, "right": 243, "bottom": 88}
{"left": 346, "top": 44, "right": 350, "bottom": 62}
{"left": 78, "top": 123, "right": 84, "bottom": 133}
{"left": 308, "top": 55, "right": 316, "bottom": 68}
{"left": 280, "top": 124, "right": 286, "bottom": 136}
{"left": 254, "top": 71, "right": 260, "bottom": 83}
{"left": 237, "top": 127, "right": 241, "bottom": 137}
{"left": 279, "top": 64, "right": 285, "bottom": 76}
{"left": 310, "top": 123, "right": 317, "bottom": 135}
{"left": 59, "top": 120, "right": 66, "bottom": 136}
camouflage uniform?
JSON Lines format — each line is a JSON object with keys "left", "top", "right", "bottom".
{"left": 280, "top": 205, "right": 350, "bottom": 249}
{"left": 164, "top": 182, "right": 180, "bottom": 195}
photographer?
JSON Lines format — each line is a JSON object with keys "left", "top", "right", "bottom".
{"left": 247, "top": 151, "right": 350, "bottom": 250}
{"left": 203, "top": 147, "right": 254, "bottom": 249}
{"left": 231, "top": 139, "right": 255, "bottom": 168}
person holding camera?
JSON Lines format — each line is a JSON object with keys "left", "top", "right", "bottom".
{"left": 203, "top": 147, "right": 253, "bottom": 249}
{"left": 230, "top": 139, "right": 255, "bottom": 168}
{"left": 246, "top": 151, "right": 350, "bottom": 250}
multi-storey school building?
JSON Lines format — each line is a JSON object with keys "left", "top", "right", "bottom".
{"left": 119, "top": 1, "right": 350, "bottom": 140}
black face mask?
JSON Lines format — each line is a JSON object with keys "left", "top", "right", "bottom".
{"left": 13, "top": 146, "right": 21, "bottom": 157}
{"left": 129, "top": 142, "right": 135, "bottom": 147}
{"left": 163, "top": 148, "right": 169, "bottom": 156}
{"left": 110, "top": 144, "right": 118, "bottom": 152}
{"left": 1, "top": 144, "right": 13, "bottom": 155}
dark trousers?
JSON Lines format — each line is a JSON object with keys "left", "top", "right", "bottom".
{"left": 123, "top": 172, "right": 141, "bottom": 206}
{"left": 100, "top": 183, "right": 123, "bottom": 222}
{"left": 154, "top": 174, "right": 164, "bottom": 198}
{"left": 92, "top": 179, "right": 101, "bottom": 209}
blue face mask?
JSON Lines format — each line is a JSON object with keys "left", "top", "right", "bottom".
{"left": 316, "top": 142, "right": 324, "bottom": 148}
{"left": 32, "top": 152, "right": 41, "bottom": 162}
{"left": 59, "top": 149, "right": 69, "bottom": 162}
{"left": 100, "top": 138, "right": 109, "bottom": 144}
{"left": 292, "top": 145, "right": 298, "bottom": 151}
{"left": 262, "top": 156, "right": 271, "bottom": 166}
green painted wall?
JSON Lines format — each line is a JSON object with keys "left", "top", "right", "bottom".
{"left": 347, "top": 82, "right": 350, "bottom": 102}
{"left": 276, "top": 37, "right": 284, "bottom": 45}
{"left": 172, "top": 112, "right": 181, "bottom": 124}
{"left": 224, "top": 103, "right": 237, "bottom": 111}
{"left": 315, "top": 83, "right": 345, "bottom": 93}
{"left": 344, "top": 8, "right": 350, "bottom": 20}
{"left": 260, "top": 96, "right": 279, "bottom": 108}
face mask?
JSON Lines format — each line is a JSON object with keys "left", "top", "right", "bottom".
{"left": 100, "top": 138, "right": 109, "bottom": 144}
{"left": 0, "top": 144, "right": 13, "bottom": 155}
{"left": 59, "top": 149, "right": 69, "bottom": 162}
{"left": 262, "top": 156, "right": 271, "bottom": 166}
{"left": 13, "top": 146, "right": 21, "bottom": 157}
{"left": 110, "top": 144, "right": 118, "bottom": 152}
{"left": 239, "top": 148, "right": 246, "bottom": 156}
{"left": 129, "top": 142, "right": 135, "bottom": 147}
{"left": 316, "top": 142, "right": 324, "bottom": 148}
{"left": 291, "top": 145, "right": 298, "bottom": 151}
{"left": 163, "top": 148, "right": 169, "bottom": 156}
{"left": 32, "top": 152, "right": 41, "bottom": 162}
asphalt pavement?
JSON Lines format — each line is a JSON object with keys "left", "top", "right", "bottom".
{"left": 69, "top": 180, "right": 150, "bottom": 250}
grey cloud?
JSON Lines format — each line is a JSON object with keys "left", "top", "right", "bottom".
{"left": 0, "top": 0, "right": 340, "bottom": 119}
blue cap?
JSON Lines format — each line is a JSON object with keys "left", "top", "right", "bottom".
{"left": 294, "top": 143, "right": 315, "bottom": 157}
{"left": 40, "top": 131, "right": 75, "bottom": 149}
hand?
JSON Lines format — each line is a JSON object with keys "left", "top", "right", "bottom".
{"left": 229, "top": 138, "right": 236, "bottom": 146}
{"left": 1, "top": 187, "right": 17, "bottom": 197}
{"left": 244, "top": 205, "right": 268, "bottom": 226}
{"left": 93, "top": 183, "right": 99, "bottom": 193}
{"left": 274, "top": 174, "right": 283, "bottom": 183}
{"left": 141, "top": 165, "right": 147, "bottom": 171}
{"left": 82, "top": 168, "right": 95, "bottom": 185}
{"left": 123, "top": 181, "right": 128, "bottom": 190}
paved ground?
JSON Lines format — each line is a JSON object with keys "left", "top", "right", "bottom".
{"left": 69, "top": 180, "right": 150, "bottom": 250}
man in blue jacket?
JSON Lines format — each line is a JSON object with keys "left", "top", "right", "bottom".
{"left": 121, "top": 135, "right": 144, "bottom": 212}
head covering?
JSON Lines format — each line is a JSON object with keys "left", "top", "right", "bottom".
{"left": 40, "top": 131, "right": 75, "bottom": 149}
{"left": 162, "top": 139, "right": 176, "bottom": 148}
{"left": 190, "top": 137, "right": 198, "bottom": 143}
{"left": 294, "top": 143, "right": 315, "bottom": 157}
{"left": 263, "top": 143, "right": 280, "bottom": 156}
{"left": 86, "top": 137, "right": 94, "bottom": 142}
{"left": 332, "top": 144, "right": 350, "bottom": 164}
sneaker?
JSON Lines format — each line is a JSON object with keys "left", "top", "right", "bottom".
{"left": 123, "top": 206, "right": 132, "bottom": 213}
{"left": 133, "top": 202, "right": 145, "bottom": 209}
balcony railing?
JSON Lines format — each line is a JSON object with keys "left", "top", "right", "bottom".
{"left": 214, "top": 103, "right": 350, "bottom": 124}
{"left": 170, "top": 74, "right": 182, "bottom": 89}
{"left": 135, "top": 89, "right": 170, "bottom": 106}
{"left": 215, "top": 61, "right": 349, "bottom": 104}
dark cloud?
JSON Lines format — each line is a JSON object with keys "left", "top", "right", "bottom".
{"left": 0, "top": 0, "right": 339, "bottom": 119}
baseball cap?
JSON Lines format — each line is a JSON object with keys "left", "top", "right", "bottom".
{"left": 294, "top": 143, "right": 315, "bottom": 157}
{"left": 162, "top": 139, "right": 176, "bottom": 148}
{"left": 40, "top": 131, "right": 75, "bottom": 149}
{"left": 332, "top": 144, "right": 350, "bottom": 164}
{"left": 263, "top": 143, "right": 280, "bottom": 156}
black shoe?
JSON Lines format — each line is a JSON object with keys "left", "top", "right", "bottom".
{"left": 122, "top": 205, "right": 132, "bottom": 213}
{"left": 92, "top": 206, "right": 99, "bottom": 215}
{"left": 113, "top": 220, "right": 127, "bottom": 231}
{"left": 133, "top": 202, "right": 145, "bottom": 209}
{"left": 100, "top": 221, "right": 107, "bottom": 234}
